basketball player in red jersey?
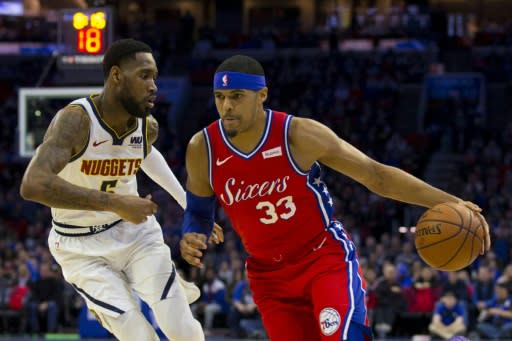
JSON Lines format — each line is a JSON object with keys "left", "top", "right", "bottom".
{"left": 180, "top": 55, "right": 490, "bottom": 340}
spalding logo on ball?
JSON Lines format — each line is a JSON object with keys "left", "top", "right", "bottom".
{"left": 415, "top": 202, "right": 484, "bottom": 271}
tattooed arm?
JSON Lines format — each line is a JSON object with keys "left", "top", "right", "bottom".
{"left": 20, "top": 105, "right": 156, "bottom": 224}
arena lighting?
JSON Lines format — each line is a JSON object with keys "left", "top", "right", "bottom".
{"left": 398, "top": 226, "right": 416, "bottom": 233}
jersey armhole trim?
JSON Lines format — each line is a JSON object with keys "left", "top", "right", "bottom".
{"left": 203, "top": 128, "right": 213, "bottom": 189}
{"left": 284, "top": 115, "right": 308, "bottom": 176}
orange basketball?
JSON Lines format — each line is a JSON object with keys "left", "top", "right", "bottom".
{"left": 414, "top": 202, "right": 484, "bottom": 271}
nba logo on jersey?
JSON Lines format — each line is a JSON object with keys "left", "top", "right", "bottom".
{"left": 222, "top": 74, "right": 228, "bottom": 86}
{"left": 319, "top": 308, "right": 341, "bottom": 336}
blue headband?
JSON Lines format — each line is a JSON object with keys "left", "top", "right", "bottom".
{"left": 213, "top": 71, "right": 266, "bottom": 90}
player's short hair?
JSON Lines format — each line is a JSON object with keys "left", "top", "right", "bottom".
{"left": 215, "top": 55, "right": 265, "bottom": 76}
{"left": 102, "top": 39, "right": 152, "bottom": 79}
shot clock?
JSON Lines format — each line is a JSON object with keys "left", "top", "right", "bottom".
{"left": 58, "top": 7, "right": 112, "bottom": 55}
{"left": 72, "top": 10, "right": 107, "bottom": 54}
{"left": 57, "top": 7, "right": 113, "bottom": 71}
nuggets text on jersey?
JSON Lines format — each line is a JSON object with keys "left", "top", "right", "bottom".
{"left": 80, "top": 158, "right": 142, "bottom": 176}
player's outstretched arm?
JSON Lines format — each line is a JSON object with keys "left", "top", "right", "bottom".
{"left": 290, "top": 117, "right": 460, "bottom": 208}
{"left": 141, "top": 115, "right": 187, "bottom": 208}
{"left": 289, "top": 117, "right": 490, "bottom": 251}
{"left": 20, "top": 106, "right": 156, "bottom": 224}
{"left": 180, "top": 131, "right": 217, "bottom": 268}
{"left": 142, "top": 117, "right": 223, "bottom": 244}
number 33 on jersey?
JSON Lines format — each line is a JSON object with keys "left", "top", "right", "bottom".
{"left": 204, "top": 110, "right": 334, "bottom": 261}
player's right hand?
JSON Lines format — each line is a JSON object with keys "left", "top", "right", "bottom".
{"left": 113, "top": 194, "right": 158, "bottom": 224}
{"left": 180, "top": 233, "right": 207, "bottom": 268}
{"left": 458, "top": 200, "right": 491, "bottom": 254}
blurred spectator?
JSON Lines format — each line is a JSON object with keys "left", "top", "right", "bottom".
{"left": 409, "top": 266, "right": 441, "bottom": 314}
{"left": 395, "top": 241, "right": 419, "bottom": 267}
{"left": 193, "top": 267, "right": 229, "bottom": 336}
{"left": 363, "top": 266, "right": 378, "bottom": 324}
{"left": 217, "top": 260, "right": 234, "bottom": 289}
{"left": 0, "top": 265, "right": 13, "bottom": 308}
{"left": 498, "top": 264, "right": 512, "bottom": 285}
{"left": 472, "top": 264, "right": 496, "bottom": 324}
{"left": 429, "top": 291, "right": 467, "bottom": 340}
{"left": 396, "top": 262, "right": 414, "bottom": 288}
{"left": 228, "top": 270, "right": 264, "bottom": 338}
{"left": 441, "top": 270, "right": 471, "bottom": 323}
{"left": 8, "top": 264, "right": 30, "bottom": 311}
{"left": 476, "top": 281, "right": 512, "bottom": 339}
{"left": 27, "top": 262, "right": 63, "bottom": 333}
{"left": 373, "top": 263, "right": 407, "bottom": 337}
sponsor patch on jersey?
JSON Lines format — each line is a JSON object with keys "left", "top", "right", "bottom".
{"left": 128, "top": 136, "right": 143, "bottom": 148}
{"left": 319, "top": 307, "right": 341, "bottom": 336}
{"left": 262, "top": 146, "right": 282, "bottom": 159}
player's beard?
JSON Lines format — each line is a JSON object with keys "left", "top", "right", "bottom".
{"left": 221, "top": 117, "right": 239, "bottom": 138}
{"left": 120, "top": 88, "right": 149, "bottom": 118}
{"left": 224, "top": 127, "right": 237, "bottom": 138}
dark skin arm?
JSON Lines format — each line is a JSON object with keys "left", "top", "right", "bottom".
{"left": 288, "top": 117, "right": 490, "bottom": 253}
{"left": 180, "top": 131, "right": 215, "bottom": 268}
{"left": 20, "top": 106, "right": 157, "bottom": 224}
{"left": 147, "top": 117, "right": 223, "bottom": 245}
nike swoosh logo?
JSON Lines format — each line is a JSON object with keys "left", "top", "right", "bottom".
{"left": 92, "top": 139, "right": 109, "bottom": 147}
{"left": 216, "top": 155, "right": 233, "bottom": 166}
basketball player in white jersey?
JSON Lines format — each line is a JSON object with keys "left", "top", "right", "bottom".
{"left": 20, "top": 39, "right": 221, "bottom": 341}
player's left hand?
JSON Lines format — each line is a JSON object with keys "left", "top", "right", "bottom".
{"left": 208, "top": 223, "right": 224, "bottom": 245}
{"left": 458, "top": 200, "right": 491, "bottom": 255}
{"left": 180, "top": 232, "right": 207, "bottom": 268}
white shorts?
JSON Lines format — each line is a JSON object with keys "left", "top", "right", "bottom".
{"left": 48, "top": 216, "right": 180, "bottom": 318}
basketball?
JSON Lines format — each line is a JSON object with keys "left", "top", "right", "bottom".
{"left": 414, "top": 202, "right": 484, "bottom": 271}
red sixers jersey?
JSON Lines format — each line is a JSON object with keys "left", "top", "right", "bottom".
{"left": 204, "top": 110, "right": 336, "bottom": 263}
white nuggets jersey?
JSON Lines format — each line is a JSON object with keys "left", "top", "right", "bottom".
{"left": 51, "top": 95, "right": 149, "bottom": 228}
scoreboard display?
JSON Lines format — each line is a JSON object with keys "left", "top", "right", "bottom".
{"left": 58, "top": 7, "right": 112, "bottom": 55}
{"left": 57, "top": 7, "right": 113, "bottom": 82}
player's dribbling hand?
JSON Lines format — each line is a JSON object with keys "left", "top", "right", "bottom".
{"left": 180, "top": 233, "right": 207, "bottom": 268}
{"left": 209, "top": 223, "right": 224, "bottom": 245}
{"left": 113, "top": 194, "right": 158, "bottom": 224}
{"left": 458, "top": 200, "right": 491, "bottom": 254}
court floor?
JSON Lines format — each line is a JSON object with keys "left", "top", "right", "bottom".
{"left": 0, "top": 336, "right": 449, "bottom": 341}
{"left": 0, "top": 335, "right": 480, "bottom": 341}
{"left": 0, "top": 329, "right": 488, "bottom": 340}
